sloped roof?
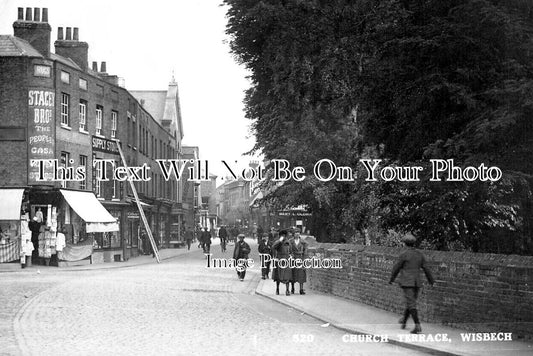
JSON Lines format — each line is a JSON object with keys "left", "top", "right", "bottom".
{"left": 131, "top": 76, "right": 184, "bottom": 140}
{"left": 0, "top": 35, "right": 43, "bottom": 57}
{"left": 49, "top": 53, "right": 81, "bottom": 70}
{"left": 130, "top": 90, "right": 167, "bottom": 123}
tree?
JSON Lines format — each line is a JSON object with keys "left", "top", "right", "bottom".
{"left": 224, "top": 0, "right": 533, "bottom": 252}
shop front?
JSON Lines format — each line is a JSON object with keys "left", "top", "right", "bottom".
{"left": 0, "top": 187, "right": 119, "bottom": 268}
{"left": 0, "top": 188, "right": 26, "bottom": 266}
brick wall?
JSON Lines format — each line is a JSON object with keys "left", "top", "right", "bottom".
{"left": 0, "top": 57, "right": 30, "bottom": 185}
{"left": 307, "top": 243, "right": 533, "bottom": 339}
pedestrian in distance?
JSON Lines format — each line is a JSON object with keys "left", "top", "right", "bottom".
{"left": 28, "top": 216, "right": 41, "bottom": 264}
{"left": 389, "top": 233, "right": 435, "bottom": 334}
{"left": 233, "top": 234, "right": 251, "bottom": 281}
{"left": 258, "top": 234, "right": 272, "bottom": 279}
{"left": 289, "top": 228, "right": 307, "bottom": 294}
{"left": 196, "top": 226, "right": 202, "bottom": 249}
{"left": 230, "top": 226, "right": 239, "bottom": 244}
{"left": 272, "top": 230, "right": 293, "bottom": 296}
{"left": 218, "top": 225, "right": 228, "bottom": 252}
{"left": 256, "top": 224, "right": 264, "bottom": 244}
{"left": 202, "top": 228, "right": 212, "bottom": 255}
{"left": 184, "top": 226, "right": 194, "bottom": 251}
{"left": 267, "top": 226, "right": 278, "bottom": 244}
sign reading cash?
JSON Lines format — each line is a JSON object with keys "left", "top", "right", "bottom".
{"left": 28, "top": 89, "right": 55, "bottom": 184}
{"left": 92, "top": 136, "right": 120, "bottom": 155}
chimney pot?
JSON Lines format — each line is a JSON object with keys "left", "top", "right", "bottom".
{"left": 73, "top": 28, "right": 79, "bottom": 41}
{"left": 34, "top": 8, "right": 40, "bottom": 22}
{"left": 42, "top": 8, "right": 48, "bottom": 22}
{"left": 25, "top": 7, "right": 32, "bottom": 21}
{"left": 17, "top": 8, "right": 23, "bottom": 20}
{"left": 100, "top": 61, "right": 107, "bottom": 73}
{"left": 65, "top": 27, "right": 72, "bottom": 40}
{"left": 92, "top": 61, "right": 98, "bottom": 71}
{"left": 57, "top": 27, "right": 63, "bottom": 40}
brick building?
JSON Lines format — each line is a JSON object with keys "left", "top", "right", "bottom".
{"left": 0, "top": 7, "right": 182, "bottom": 265}
{"left": 181, "top": 146, "right": 201, "bottom": 230}
{"left": 200, "top": 174, "right": 218, "bottom": 230}
{"left": 217, "top": 177, "right": 251, "bottom": 228}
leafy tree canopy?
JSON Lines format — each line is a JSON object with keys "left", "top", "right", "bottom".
{"left": 224, "top": 0, "right": 533, "bottom": 253}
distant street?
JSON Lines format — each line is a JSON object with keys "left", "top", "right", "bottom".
{"left": 0, "top": 239, "right": 428, "bottom": 355}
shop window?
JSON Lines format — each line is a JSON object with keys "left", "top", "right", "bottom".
{"left": 93, "top": 231, "right": 120, "bottom": 250}
{"left": 94, "top": 156, "right": 101, "bottom": 197}
{"left": 112, "top": 161, "right": 118, "bottom": 199}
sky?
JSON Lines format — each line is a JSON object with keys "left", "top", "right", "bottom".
{"left": 0, "top": 0, "right": 257, "bottom": 180}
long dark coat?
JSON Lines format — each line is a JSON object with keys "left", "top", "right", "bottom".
{"left": 271, "top": 238, "right": 292, "bottom": 283}
{"left": 201, "top": 230, "right": 211, "bottom": 245}
{"left": 290, "top": 238, "right": 307, "bottom": 283}
{"left": 219, "top": 227, "right": 228, "bottom": 240}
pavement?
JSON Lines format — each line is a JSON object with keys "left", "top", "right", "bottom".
{"left": 255, "top": 278, "right": 533, "bottom": 356}
{"left": 2, "top": 241, "right": 532, "bottom": 356}
{"left": 0, "top": 246, "right": 193, "bottom": 273}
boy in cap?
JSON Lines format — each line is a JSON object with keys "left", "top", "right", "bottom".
{"left": 233, "top": 234, "right": 251, "bottom": 281}
{"left": 389, "top": 233, "right": 435, "bottom": 334}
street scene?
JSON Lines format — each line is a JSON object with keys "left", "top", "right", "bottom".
{"left": 0, "top": 0, "right": 533, "bottom": 355}
{"left": 1, "top": 240, "right": 430, "bottom": 356}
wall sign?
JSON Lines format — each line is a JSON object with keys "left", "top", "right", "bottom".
{"left": 33, "top": 65, "right": 51, "bottom": 78}
{"left": 28, "top": 89, "right": 55, "bottom": 184}
{"left": 92, "top": 135, "right": 119, "bottom": 155}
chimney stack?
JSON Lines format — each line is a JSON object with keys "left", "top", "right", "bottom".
{"left": 13, "top": 7, "right": 51, "bottom": 57}
{"left": 100, "top": 61, "right": 107, "bottom": 73}
{"left": 92, "top": 61, "right": 98, "bottom": 71}
{"left": 55, "top": 26, "right": 89, "bottom": 71}
{"left": 33, "top": 8, "right": 40, "bottom": 22}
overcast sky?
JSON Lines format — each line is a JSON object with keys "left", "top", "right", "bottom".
{"left": 0, "top": 0, "right": 257, "bottom": 179}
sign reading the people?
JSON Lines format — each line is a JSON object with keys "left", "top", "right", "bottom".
{"left": 28, "top": 89, "right": 55, "bottom": 184}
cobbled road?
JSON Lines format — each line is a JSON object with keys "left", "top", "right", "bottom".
{"left": 0, "top": 241, "right": 428, "bottom": 355}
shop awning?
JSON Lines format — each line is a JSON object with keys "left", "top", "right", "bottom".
{"left": 0, "top": 188, "right": 24, "bottom": 220}
{"left": 60, "top": 189, "right": 119, "bottom": 233}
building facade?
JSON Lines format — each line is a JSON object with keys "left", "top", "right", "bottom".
{"left": 0, "top": 7, "right": 181, "bottom": 265}
{"left": 216, "top": 178, "right": 251, "bottom": 229}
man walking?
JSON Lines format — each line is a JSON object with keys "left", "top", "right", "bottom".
{"left": 389, "top": 233, "right": 435, "bottom": 334}
{"left": 258, "top": 235, "right": 272, "bottom": 279}
{"left": 218, "top": 225, "right": 228, "bottom": 252}
{"left": 233, "top": 234, "right": 251, "bottom": 281}
{"left": 201, "top": 227, "right": 211, "bottom": 255}
{"left": 184, "top": 226, "right": 194, "bottom": 251}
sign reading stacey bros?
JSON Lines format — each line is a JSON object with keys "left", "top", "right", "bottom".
{"left": 28, "top": 89, "right": 55, "bottom": 184}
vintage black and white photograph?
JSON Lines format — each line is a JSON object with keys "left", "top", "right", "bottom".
{"left": 0, "top": 0, "right": 532, "bottom": 355}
